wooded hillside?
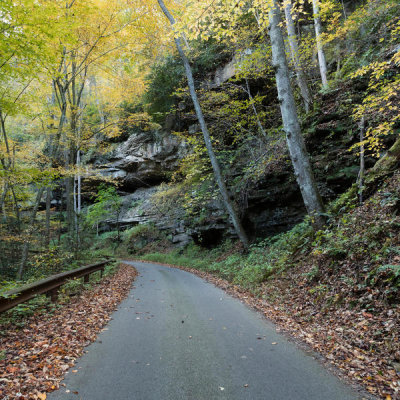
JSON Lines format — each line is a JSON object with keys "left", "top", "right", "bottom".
{"left": 0, "top": 1, "right": 399, "bottom": 397}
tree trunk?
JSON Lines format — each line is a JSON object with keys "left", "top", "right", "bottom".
{"left": 0, "top": 182, "right": 8, "bottom": 221}
{"left": 312, "top": 0, "right": 329, "bottom": 89}
{"left": 268, "top": 0, "right": 325, "bottom": 229}
{"left": 18, "top": 92, "right": 67, "bottom": 279}
{"left": 157, "top": 0, "right": 249, "bottom": 249}
{"left": 284, "top": 0, "right": 312, "bottom": 112}
{"left": 75, "top": 149, "right": 82, "bottom": 247}
{"left": 358, "top": 116, "right": 365, "bottom": 204}
{"left": 45, "top": 187, "right": 52, "bottom": 247}
{"left": 18, "top": 187, "right": 45, "bottom": 279}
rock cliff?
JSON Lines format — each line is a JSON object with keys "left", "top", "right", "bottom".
{"left": 92, "top": 61, "right": 370, "bottom": 248}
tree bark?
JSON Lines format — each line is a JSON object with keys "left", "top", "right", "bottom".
{"left": 312, "top": 0, "right": 329, "bottom": 89}
{"left": 268, "top": 0, "right": 325, "bottom": 229}
{"left": 45, "top": 186, "right": 52, "bottom": 247}
{"left": 18, "top": 187, "right": 45, "bottom": 279}
{"left": 157, "top": 0, "right": 249, "bottom": 249}
{"left": 284, "top": 0, "right": 312, "bottom": 112}
{"left": 0, "top": 182, "right": 8, "bottom": 221}
{"left": 75, "top": 149, "right": 82, "bottom": 247}
{"left": 358, "top": 116, "right": 365, "bottom": 204}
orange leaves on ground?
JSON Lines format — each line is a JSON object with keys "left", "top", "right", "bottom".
{"left": 0, "top": 264, "right": 137, "bottom": 400}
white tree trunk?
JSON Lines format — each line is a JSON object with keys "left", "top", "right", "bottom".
{"left": 312, "top": 0, "right": 329, "bottom": 89}
{"left": 74, "top": 150, "right": 82, "bottom": 246}
{"left": 77, "top": 150, "right": 81, "bottom": 214}
{"left": 284, "top": 0, "right": 312, "bottom": 111}
{"left": 157, "top": 0, "right": 249, "bottom": 249}
{"left": 268, "top": 0, "right": 325, "bottom": 229}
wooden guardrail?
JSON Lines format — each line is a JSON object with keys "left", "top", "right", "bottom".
{"left": 0, "top": 260, "right": 112, "bottom": 313}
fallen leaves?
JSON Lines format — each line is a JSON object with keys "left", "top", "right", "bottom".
{"left": 0, "top": 263, "right": 137, "bottom": 400}
{"left": 131, "top": 258, "right": 400, "bottom": 399}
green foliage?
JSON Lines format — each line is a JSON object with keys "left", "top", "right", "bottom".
{"left": 60, "top": 278, "right": 89, "bottom": 297}
{"left": 320, "top": 0, "right": 400, "bottom": 155}
{"left": 141, "top": 221, "right": 314, "bottom": 289}
{"left": 26, "top": 248, "right": 74, "bottom": 280}
{"left": 0, "top": 294, "right": 53, "bottom": 327}
{"left": 328, "top": 184, "right": 359, "bottom": 215}
{"left": 90, "top": 231, "right": 120, "bottom": 256}
{"left": 144, "top": 39, "right": 230, "bottom": 119}
{"left": 141, "top": 170, "right": 400, "bottom": 305}
{"left": 122, "top": 224, "right": 166, "bottom": 254}
{"left": 86, "top": 185, "right": 123, "bottom": 235}
{"left": 143, "top": 55, "right": 185, "bottom": 118}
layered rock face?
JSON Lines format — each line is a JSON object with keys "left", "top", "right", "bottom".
{"left": 98, "top": 131, "right": 186, "bottom": 191}
{"left": 93, "top": 131, "right": 191, "bottom": 246}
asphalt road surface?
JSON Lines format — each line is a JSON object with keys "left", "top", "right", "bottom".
{"left": 48, "top": 261, "right": 366, "bottom": 400}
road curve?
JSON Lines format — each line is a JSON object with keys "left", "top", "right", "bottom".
{"left": 48, "top": 261, "right": 365, "bottom": 400}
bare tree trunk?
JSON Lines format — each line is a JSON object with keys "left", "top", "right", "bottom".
{"left": 0, "top": 109, "right": 20, "bottom": 222}
{"left": 284, "top": 0, "right": 312, "bottom": 112}
{"left": 75, "top": 149, "right": 81, "bottom": 247}
{"left": 45, "top": 186, "right": 52, "bottom": 247}
{"left": 18, "top": 187, "right": 45, "bottom": 279}
{"left": 268, "top": 0, "right": 325, "bottom": 229}
{"left": 65, "top": 166, "right": 75, "bottom": 242}
{"left": 0, "top": 182, "right": 8, "bottom": 221}
{"left": 340, "top": 0, "right": 347, "bottom": 19}
{"left": 358, "top": 116, "right": 365, "bottom": 204}
{"left": 311, "top": 0, "right": 329, "bottom": 89}
{"left": 157, "top": 0, "right": 249, "bottom": 249}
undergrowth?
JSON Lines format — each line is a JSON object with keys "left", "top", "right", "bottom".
{"left": 0, "top": 261, "right": 119, "bottom": 327}
{"left": 140, "top": 172, "right": 400, "bottom": 305}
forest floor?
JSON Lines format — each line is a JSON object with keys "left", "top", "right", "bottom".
{"left": 0, "top": 263, "right": 137, "bottom": 400}
{"left": 128, "top": 259, "right": 399, "bottom": 400}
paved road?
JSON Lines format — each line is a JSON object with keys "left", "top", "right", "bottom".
{"left": 49, "top": 261, "right": 365, "bottom": 400}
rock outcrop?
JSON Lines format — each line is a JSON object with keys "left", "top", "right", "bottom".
{"left": 97, "top": 131, "right": 186, "bottom": 191}
{"left": 91, "top": 63, "right": 368, "bottom": 249}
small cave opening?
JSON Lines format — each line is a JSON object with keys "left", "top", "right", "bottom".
{"left": 192, "top": 228, "right": 225, "bottom": 248}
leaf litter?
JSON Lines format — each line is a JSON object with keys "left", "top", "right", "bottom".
{"left": 0, "top": 263, "right": 137, "bottom": 400}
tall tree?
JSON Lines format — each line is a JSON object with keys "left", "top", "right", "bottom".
{"left": 311, "top": 0, "right": 329, "bottom": 89}
{"left": 171, "top": 0, "right": 325, "bottom": 228}
{"left": 268, "top": 0, "right": 325, "bottom": 228}
{"left": 157, "top": 0, "right": 250, "bottom": 249}
{"left": 283, "top": 0, "right": 312, "bottom": 111}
